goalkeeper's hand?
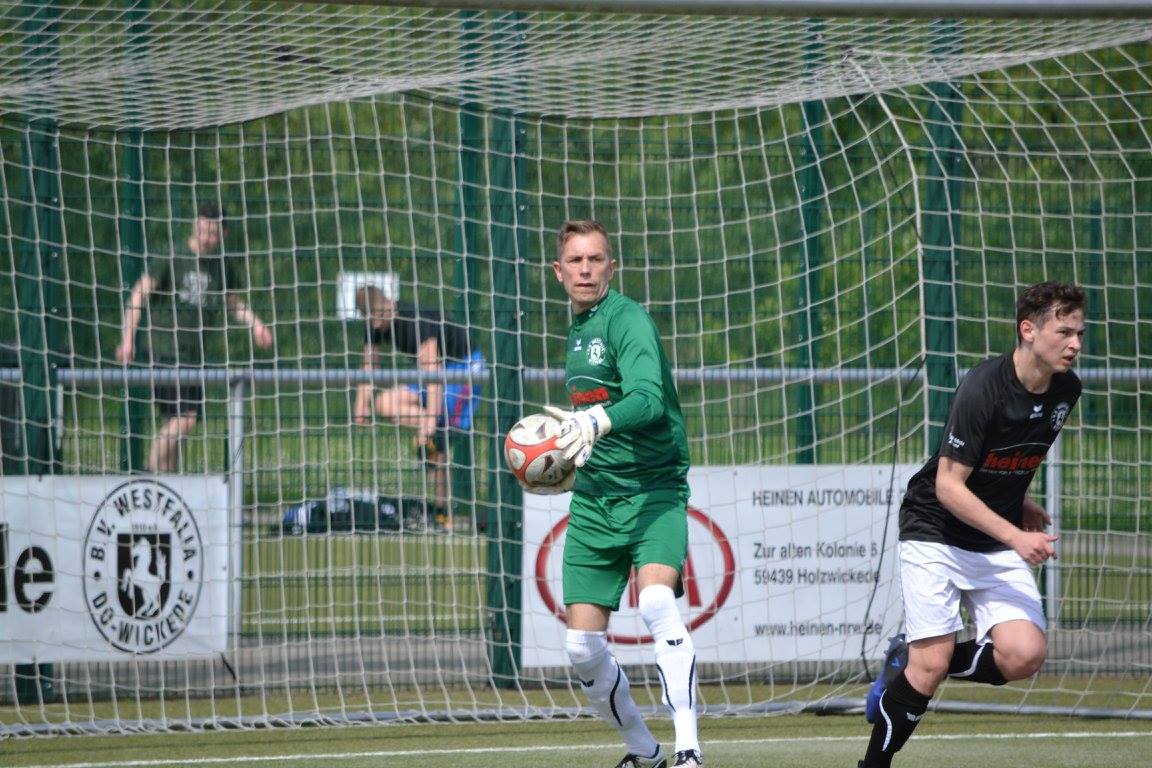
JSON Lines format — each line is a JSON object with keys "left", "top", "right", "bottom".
{"left": 543, "top": 404, "right": 612, "bottom": 467}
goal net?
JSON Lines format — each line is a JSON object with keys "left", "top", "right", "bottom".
{"left": 0, "top": 1, "right": 1149, "bottom": 734}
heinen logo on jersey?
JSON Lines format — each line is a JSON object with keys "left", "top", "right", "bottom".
{"left": 570, "top": 386, "right": 610, "bottom": 406}
{"left": 981, "top": 449, "right": 1047, "bottom": 473}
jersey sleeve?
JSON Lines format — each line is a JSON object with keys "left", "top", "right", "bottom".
{"left": 938, "top": 367, "right": 996, "bottom": 467}
{"left": 603, "top": 303, "right": 666, "bottom": 431}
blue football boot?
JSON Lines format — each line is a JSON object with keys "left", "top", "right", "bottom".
{"left": 865, "top": 633, "right": 908, "bottom": 723}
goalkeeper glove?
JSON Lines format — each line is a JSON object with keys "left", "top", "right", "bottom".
{"left": 543, "top": 404, "right": 612, "bottom": 467}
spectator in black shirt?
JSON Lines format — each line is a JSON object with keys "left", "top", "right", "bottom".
{"left": 353, "top": 285, "right": 481, "bottom": 513}
{"left": 859, "top": 281, "right": 1086, "bottom": 768}
{"left": 115, "top": 203, "right": 273, "bottom": 472}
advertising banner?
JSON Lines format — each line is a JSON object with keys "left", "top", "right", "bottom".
{"left": 522, "top": 464, "right": 919, "bottom": 667}
{"left": 0, "top": 475, "right": 229, "bottom": 662}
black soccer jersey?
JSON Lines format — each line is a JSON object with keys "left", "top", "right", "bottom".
{"left": 365, "top": 304, "right": 471, "bottom": 362}
{"left": 900, "top": 353, "right": 1081, "bottom": 552}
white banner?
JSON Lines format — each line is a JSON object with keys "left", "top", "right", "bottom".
{"left": 0, "top": 475, "right": 230, "bottom": 662}
{"left": 522, "top": 464, "right": 919, "bottom": 667}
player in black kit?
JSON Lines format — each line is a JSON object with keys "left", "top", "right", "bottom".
{"left": 858, "top": 281, "right": 1085, "bottom": 768}
{"left": 353, "top": 285, "right": 483, "bottom": 515}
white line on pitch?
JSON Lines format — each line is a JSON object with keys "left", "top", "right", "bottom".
{"left": 13, "top": 730, "right": 1152, "bottom": 768}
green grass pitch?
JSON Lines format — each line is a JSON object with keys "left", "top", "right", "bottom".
{"left": 3, "top": 713, "right": 1152, "bottom": 768}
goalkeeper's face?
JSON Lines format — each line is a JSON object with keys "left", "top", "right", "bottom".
{"left": 553, "top": 231, "right": 616, "bottom": 313}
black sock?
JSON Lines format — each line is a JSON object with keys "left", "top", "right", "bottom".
{"left": 948, "top": 640, "right": 1007, "bottom": 685}
{"left": 862, "top": 671, "right": 931, "bottom": 768}
{"left": 947, "top": 639, "right": 979, "bottom": 675}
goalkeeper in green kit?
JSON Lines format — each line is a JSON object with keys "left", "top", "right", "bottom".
{"left": 545, "top": 220, "right": 700, "bottom": 768}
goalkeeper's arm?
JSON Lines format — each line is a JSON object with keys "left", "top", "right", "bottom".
{"left": 545, "top": 318, "right": 669, "bottom": 465}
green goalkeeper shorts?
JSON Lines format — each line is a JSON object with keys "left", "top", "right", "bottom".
{"left": 562, "top": 485, "right": 689, "bottom": 611}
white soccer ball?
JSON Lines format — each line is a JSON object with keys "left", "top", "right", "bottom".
{"left": 504, "top": 413, "right": 575, "bottom": 494}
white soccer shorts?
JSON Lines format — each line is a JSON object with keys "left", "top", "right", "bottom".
{"left": 898, "top": 540, "right": 1047, "bottom": 643}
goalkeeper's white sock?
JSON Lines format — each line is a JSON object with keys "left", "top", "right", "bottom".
{"left": 639, "top": 584, "right": 699, "bottom": 755}
{"left": 566, "top": 629, "right": 660, "bottom": 759}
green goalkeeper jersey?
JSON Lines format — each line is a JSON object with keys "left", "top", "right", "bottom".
{"left": 561, "top": 289, "right": 690, "bottom": 496}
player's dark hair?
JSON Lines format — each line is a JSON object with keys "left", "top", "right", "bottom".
{"left": 556, "top": 219, "right": 613, "bottom": 260}
{"left": 1016, "top": 281, "right": 1086, "bottom": 342}
{"left": 197, "top": 202, "right": 227, "bottom": 229}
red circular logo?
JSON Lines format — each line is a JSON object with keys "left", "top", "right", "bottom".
{"left": 533, "top": 506, "right": 735, "bottom": 644}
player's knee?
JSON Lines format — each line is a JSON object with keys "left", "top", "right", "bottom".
{"left": 909, "top": 653, "right": 950, "bottom": 690}
{"left": 567, "top": 628, "right": 609, "bottom": 670}
{"left": 997, "top": 642, "right": 1046, "bottom": 680}
{"left": 637, "top": 584, "right": 684, "bottom": 638}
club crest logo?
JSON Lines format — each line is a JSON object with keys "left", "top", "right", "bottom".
{"left": 587, "top": 337, "right": 606, "bottom": 366}
{"left": 83, "top": 480, "right": 204, "bottom": 654}
{"left": 1050, "top": 402, "right": 1070, "bottom": 431}
{"left": 178, "top": 270, "right": 212, "bottom": 307}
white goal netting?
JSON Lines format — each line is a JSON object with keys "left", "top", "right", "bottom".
{"left": 0, "top": 1, "right": 1150, "bottom": 734}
